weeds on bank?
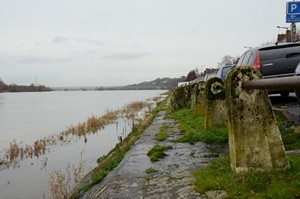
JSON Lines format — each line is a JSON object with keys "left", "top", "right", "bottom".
{"left": 170, "top": 108, "right": 228, "bottom": 144}
{"left": 194, "top": 154, "right": 300, "bottom": 198}
{"left": 147, "top": 145, "right": 173, "bottom": 162}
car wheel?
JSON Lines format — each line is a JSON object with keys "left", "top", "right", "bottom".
{"left": 280, "top": 92, "right": 289, "bottom": 97}
{"left": 296, "top": 90, "right": 300, "bottom": 103}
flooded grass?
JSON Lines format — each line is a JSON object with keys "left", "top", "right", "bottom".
{"left": 0, "top": 100, "right": 152, "bottom": 170}
{"left": 49, "top": 154, "right": 85, "bottom": 199}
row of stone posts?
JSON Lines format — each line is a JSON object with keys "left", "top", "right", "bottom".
{"left": 172, "top": 66, "right": 290, "bottom": 172}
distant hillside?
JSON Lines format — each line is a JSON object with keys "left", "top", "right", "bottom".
{"left": 0, "top": 78, "right": 52, "bottom": 92}
{"left": 96, "top": 77, "right": 185, "bottom": 90}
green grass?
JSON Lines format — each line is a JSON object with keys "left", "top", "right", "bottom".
{"left": 194, "top": 154, "right": 300, "bottom": 198}
{"left": 156, "top": 124, "right": 171, "bottom": 141}
{"left": 145, "top": 167, "right": 157, "bottom": 173}
{"left": 281, "top": 128, "right": 300, "bottom": 150}
{"left": 156, "top": 131, "right": 168, "bottom": 141}
{"left": 147, "top": 145, "right": 173, "bottom": 162}
{"left": 273, "top": 109, "right": 300, "bottom": 150}
{"left": 170, "top": 108, "right": 228, "bottom": 144}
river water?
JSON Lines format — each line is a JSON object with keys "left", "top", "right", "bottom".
{"left": 0, "top": 90, "right": 165, "bottom": 199}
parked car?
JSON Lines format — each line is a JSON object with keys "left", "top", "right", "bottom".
{"left": 191, "top": 76, "right": 205, "bottom": 84}
{"left": 237, "top": 42, "right": 300, "bottom": 97}
{"left": 216, "top": 64, "right": 235, "bottom": 81}
{"left": 204, "top": 70, "right": 218, "bottom": 82}
{"left": 295, "top": 63, "right": 300, "bottom": 102}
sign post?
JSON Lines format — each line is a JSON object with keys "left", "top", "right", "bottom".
{"left": 286, "top": 1, "right": 300, "bottom": 42}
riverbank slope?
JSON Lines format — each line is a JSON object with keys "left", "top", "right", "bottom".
{"left": 76, "top": 101, "right": 227, "bottom": 199}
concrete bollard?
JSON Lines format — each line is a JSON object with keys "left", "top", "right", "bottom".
{"left": 190, "top": 84, "right": 198, "bottom": 110}
{"left": 185, "top": 84, "right": 194, "bottom": 108}
{"left": 205, "top": 77, "right": 227, "bottom": 128}
{"left": 195, "top": 82, "right": 206, "bottom": 116}
{"left": 170, "top": 85, "right": 193, "bottom": 112}
{"left": 226, "top": 66, "right": 290, "bottom": 172}
{"left": 170, "top": 87, "right": 186, "bottom": 112}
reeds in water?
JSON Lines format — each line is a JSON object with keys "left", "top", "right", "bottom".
{"left": 49, "top": 155, "right": 85, "bottom": 199}
{"left": 0, "top": 99, "right": 156, "bottom": 168}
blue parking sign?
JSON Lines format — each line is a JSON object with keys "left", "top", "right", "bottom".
{"left": 287, "top": 1, "right": 300, "bottom": 23}
{"left": 287, "top": 1, "right": 300, "bottom": 15}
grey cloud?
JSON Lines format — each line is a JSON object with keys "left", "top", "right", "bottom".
{"left": 53, "top": 36, "right": 104, "bottom": 46}
{"left": 0, "top": 54, "right": 73, "bottom": 65}
{"left": 102, "top": 52, "right": 150, "bottom": 60}
{"left": 53, "top": 36, "right": 68, "bottom": 43}
{"left": 75, "top": 38, "right": 105, "bottom": 46}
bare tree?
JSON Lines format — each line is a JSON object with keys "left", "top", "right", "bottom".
{"left": 220, "top": 55, "right": 234, "bottom": 66}
{"left": 0, "top": 78, "right": 7, "bottom": 92}
{"left": 184, "top": 70, "right": 197, "bottom": 82}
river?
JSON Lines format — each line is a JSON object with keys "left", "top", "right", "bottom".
{"left": 0, "top": 90, "right": 166, "bottom": 199}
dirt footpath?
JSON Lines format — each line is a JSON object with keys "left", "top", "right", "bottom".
{"left": 81, "top": 109, "right": 227, "bottom": 199}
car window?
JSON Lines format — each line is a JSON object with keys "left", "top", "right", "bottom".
{"left": 247, "top": 51, "right": 255, "bottom": 65}
{"left": 237, "top": 53, "right": 246, "bottom": 66}
{"left": 241, "top": 51, "right": 251, "bottom": 65}
{"left": 222, "top": 66, "right": 232, "bottom": 77}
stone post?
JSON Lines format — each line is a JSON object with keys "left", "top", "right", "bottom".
{"left": 195, "top": 82, "right": 206, "bottom": 116}
{"left": 190, "top": 84, "right": 198, "bottom": 110}
{"left": 205, "top": 77, "right": 227, "bottom": 128}
{"left": 226, "top": 66, "right": 289, "bottom": 172}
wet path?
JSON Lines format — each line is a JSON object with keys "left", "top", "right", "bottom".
{"left": 81, "top": 108, "right": 227, "bottom": 199}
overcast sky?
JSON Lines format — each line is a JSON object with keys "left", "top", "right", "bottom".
{"left": 0, "top": 0, "right": 291, "bottom": 87}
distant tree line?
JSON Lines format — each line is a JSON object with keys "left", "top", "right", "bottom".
{"left": 0, "top": 79, "right": 52, "bottom": 93}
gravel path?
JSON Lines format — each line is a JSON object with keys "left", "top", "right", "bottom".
{"left": 81, "top": 108, "right": 227, "bottom": 199}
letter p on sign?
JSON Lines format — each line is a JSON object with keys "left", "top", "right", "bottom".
{"left": 292, "top": 4, "right": 298, "bottom": 12}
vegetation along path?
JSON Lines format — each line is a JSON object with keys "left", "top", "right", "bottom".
{"left": 80, "top": 104, "right": 227, "bottom": 199}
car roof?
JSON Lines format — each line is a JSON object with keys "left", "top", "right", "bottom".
{"left": 255, "top": 42, "right": 300, "bottom": 51}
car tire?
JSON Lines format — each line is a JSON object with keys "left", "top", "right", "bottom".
{"left": 296, "top": 89, "right": 300, "bottom": 103}
{"left": 280, "top": 92, "right": 289, "bottom": 97}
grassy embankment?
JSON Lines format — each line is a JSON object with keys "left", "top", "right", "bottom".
{"left": 170, "top": 107, "right": 300, "bottom": 198}
{"left": 68, "top": 95, "right": 169, "bottom": 198}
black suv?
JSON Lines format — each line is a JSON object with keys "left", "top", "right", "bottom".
{"left": 237, "top": 42, "right": 300, "bottom": 97}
